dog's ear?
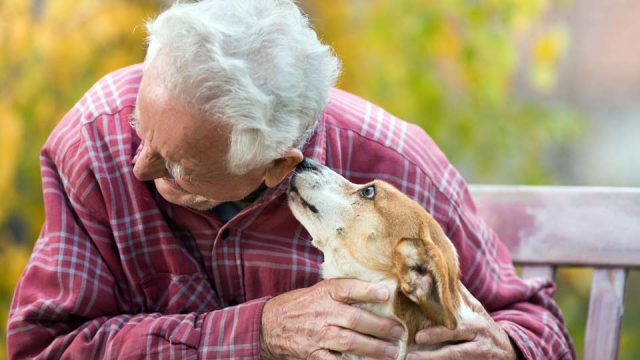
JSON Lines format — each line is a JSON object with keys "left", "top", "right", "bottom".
{"left": 393, "top": 227, "right": 460, "bottom": 329}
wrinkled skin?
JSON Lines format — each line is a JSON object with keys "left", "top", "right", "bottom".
{"left": 260, "top": 279, "right": 405, "bottom": 360}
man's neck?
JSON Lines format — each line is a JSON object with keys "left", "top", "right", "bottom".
{"left": 237, "top": 182, "right": 268, "bottom": 206}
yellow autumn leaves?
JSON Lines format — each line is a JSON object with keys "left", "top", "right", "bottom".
{"left": 532, "top": 26, "right": 569, "bottom": 91}
{"left": 0, "top": 106, "right": 21, "bottom": 224}
{"left": 0, "top": 0, "right": 157, "bottom": 222}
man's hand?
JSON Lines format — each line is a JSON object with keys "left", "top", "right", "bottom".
{"left": 260, "top": 278, "right": 404, "bottom": 359}
{"left": 407, "top": 292, "right": 517, "bottom": 360}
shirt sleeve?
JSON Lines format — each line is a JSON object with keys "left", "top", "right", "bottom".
{"left": 442, "top": 178, "right": 575, "bottom": 360}
{"left": 7, "top": 144, "right": 268, "bottom": 359}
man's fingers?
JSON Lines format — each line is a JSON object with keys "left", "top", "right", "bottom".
{"left": 319, "top": 325, "right": 398, "bottom": 360}
{"left": 415, "top": 325, "right": 475, "bottom": 345}
{"left": 330, "top": 302, "right": 404, "bottom": 341}
{"left": 308, "top": 349, "right": 342, "bottom": 360}
{"left": 407, "top": 341, "right": 487, "bottom": 360}
{"left": 320, "top": 279, "right": 404, "bottom": 342}
{"left": 323, "top": 278, "right": 389, "bottom": 304}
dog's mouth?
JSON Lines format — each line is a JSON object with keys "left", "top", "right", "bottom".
{"left": 289, "top": 184, "right": 319, "bottom": 214}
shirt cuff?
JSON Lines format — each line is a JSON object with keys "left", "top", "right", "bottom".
{"left": 497, "top": 320, "right": 535, "bottom": 360}
{"left": 198, "top": 296, "right": 272, "bottom": 359}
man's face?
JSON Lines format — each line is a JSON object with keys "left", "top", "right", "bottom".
{"left": 131, "top": 64, "right": 268, "bottom": 210}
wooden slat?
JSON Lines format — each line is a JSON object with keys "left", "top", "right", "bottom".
{"left": 584, "top": 268, "right": 628, "bottom": 360}
{"left": 469, "top": 185, "right": 640, "bottom": 268}
{"left": 521, "top": 265, "right": 555, "bottom": 281}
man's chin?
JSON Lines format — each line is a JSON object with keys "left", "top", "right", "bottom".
{"left": 155, "top": 179, "right": 221, "bottom": 210}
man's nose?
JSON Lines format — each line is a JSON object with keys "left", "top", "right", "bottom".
{"left": 132, "top": 146, "right": 169, "bottom": 181}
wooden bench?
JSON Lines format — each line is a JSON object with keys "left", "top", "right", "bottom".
{"left": 469, "top": 185, "right": 640, "bottom": 360}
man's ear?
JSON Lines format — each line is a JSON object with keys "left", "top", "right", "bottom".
{"left": 264, "top": 148, "right": 304, "bottom": 188}
{"left": 393, "top": 230, "right": 461, "bottom": 329}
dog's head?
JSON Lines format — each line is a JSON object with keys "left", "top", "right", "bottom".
{"left": 288, "top": 159, "right": 460, "bottom": 329}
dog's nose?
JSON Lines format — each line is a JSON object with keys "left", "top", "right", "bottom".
{"left": 296, "top": 158, "right": 320, "bottom": 172}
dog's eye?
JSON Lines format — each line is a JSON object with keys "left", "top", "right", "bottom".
{"left": 358, "top": 185, "right": 376, "bottom": 200}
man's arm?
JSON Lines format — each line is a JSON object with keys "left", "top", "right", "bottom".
{"left": 6, "top": 150, "right": 268, "bottom": 359}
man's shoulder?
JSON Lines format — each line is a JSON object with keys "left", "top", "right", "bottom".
{"left": 43, "top": 65, "right": 142, "bottom": 187}
{"left": 73, "top": 64, "right": 143, "bottom": 124}
{"left": 324, "top": 88, "right": 454, "bottom": 190}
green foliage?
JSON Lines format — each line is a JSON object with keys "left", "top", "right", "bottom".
{"left": 304, "top": 0, "right": 582, "bottom": 184}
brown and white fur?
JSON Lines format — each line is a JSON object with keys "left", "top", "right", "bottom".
{"left": 287, "top": 159, "right": 477, "bottom": 360}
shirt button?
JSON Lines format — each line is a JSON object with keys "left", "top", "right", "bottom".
{"left": 220, "top": 228, "right": 230, "bottom": 240}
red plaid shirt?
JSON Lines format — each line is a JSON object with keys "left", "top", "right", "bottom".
{"left": 8, "top": 64, "right": 574, "bottom": 359}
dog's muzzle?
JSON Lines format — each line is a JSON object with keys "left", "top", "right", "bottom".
{"left": 289, "top": 158, "right": 322, "bottom": 214}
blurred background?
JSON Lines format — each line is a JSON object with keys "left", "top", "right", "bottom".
{"left": 0, "top": 0, "right": 638, "bottom": 358}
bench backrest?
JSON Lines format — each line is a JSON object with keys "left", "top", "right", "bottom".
{"left": 469, "top": 185, "right": 640, "bottom": 360}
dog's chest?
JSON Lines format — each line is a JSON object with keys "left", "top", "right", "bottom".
{"left": 321, "top": 257, "right": 411, "bottom": 359}
{"left": 320, "top": 247, "right": 380, "bottom": 281}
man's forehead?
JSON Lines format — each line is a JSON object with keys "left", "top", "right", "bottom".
{"left": 135, "top": 87, "right": 232, "bottom": 175}
{"left": 137, "top": 55, "right": 232, "bottom": 143}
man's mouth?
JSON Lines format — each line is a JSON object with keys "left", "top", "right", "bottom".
{"left": 289, "top": 185, "right": 319, "bottom": 214}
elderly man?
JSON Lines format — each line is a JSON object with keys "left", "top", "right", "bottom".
{"left": 8, "top": 1, "right": 574, "bottom": 359}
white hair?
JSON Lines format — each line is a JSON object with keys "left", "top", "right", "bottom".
{"left": 144, "top": 0, "right": 340, "bottom": 175}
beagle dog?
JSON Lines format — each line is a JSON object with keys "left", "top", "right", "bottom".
{"left": 288, "top": 159, "right": 476, "bottom": 359}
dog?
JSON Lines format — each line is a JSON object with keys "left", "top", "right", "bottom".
{"left": 287, "top": 158, "right": 477, "bottom": 359}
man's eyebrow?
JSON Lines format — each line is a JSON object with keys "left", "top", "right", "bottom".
{"left": 128, "top": 109, "right": 140, "bottom": 130}
{"left": 165, "top": 159, "right": 187, "bottom": 180}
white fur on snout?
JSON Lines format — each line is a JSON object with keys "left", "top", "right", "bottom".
{"left": 289, "top": 169, "right": 379, "bottom": 281}
{"left": 288, "top": 169, "right": 351, "bottom": 250}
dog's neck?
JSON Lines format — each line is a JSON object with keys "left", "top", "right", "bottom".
{"left": 320, "top": 249, "right": 432, "bottom": 353}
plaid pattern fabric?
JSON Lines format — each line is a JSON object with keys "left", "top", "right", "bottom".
{"left": 7, "top": 64, "right": 574, "bottom": 359}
